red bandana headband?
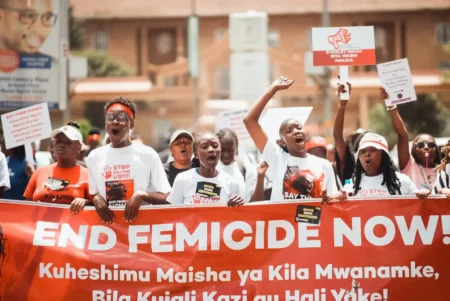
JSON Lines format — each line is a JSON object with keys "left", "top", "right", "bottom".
{"left": 107, "top": 104, "right": 134, "bottom": 120}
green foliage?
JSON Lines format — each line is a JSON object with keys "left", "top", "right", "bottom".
{"left": 69, "top": 6, "right": 84, "bottom": 51}
{"left": 76, "top": 119, "right": 92, "bottom": 143}
{"left": 369, "top": 94, "right": 450, "bottom": 147}
{"left": 71, "top": 50, "right": 135, "bottom": 77}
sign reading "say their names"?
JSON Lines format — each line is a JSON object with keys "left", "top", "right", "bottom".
{"left": 1, "top": 102, "right": 52, "bottom": 149}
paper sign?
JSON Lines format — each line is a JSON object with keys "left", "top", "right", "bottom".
{"left": 312, "top": 26, "right": 376, "bottom": 66}
{"left": 339, "top": 65, "right": 350, "bottom": 100}
{"left": 377, "top": 58, "right": 417, "bottom": 106}
{"left": 1, "top": 102, "right": 52, "bottom": 149}
{"left": 260, "top": 107, "right": 313, "bottom": 142}
{"left": 216, "top": 109, "right": 251, "bottom": 143}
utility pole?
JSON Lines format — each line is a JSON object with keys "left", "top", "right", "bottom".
{"left": 322, "top": 0, "right": 332, "bottom": 140}
{"left": 189, "top": 0, "right": 200, "bottom": 121}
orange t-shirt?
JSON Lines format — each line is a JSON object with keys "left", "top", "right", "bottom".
{"left": 23, "top": 163, "right": 92, "bottom": 204}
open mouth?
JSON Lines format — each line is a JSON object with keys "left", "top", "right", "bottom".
{"left": 111, "top": 129, "right": 120, "bottom": 136}
{"left": 181, "top": 149, "right": 187, "bottom": 154}
{"left": 365, "top": 159, "right": 372, "bottom": 165}
{"left": 295, "top": 136, "right": 305, "bottom": 145}
{"left": 207, "top": 155, "right": 217, "bottom": 163}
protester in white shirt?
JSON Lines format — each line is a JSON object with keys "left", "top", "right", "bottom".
{"left": 216, "top": 128, "right": 257, "bottom": 201}
{"left": 167, "top": 132, "right": 245, "bottom": 206}
{"left": 86, "top": 97, "right": 171, "bottom": 223}
{"left": 343, "top": 133, "right": 429, "bottom": 198}
{"left": 244, "top": 77, "right": 340, "bottom": 202}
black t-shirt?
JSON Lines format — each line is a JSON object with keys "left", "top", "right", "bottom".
{"left": 164, "top": 160, "right": 200, "bottom": 186}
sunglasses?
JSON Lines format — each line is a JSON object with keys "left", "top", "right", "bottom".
{"left": 416, "top": 142, "right": 437, "bottom": 149}
{"left": 105, "top": 113, "right": 129, "bottom": 123}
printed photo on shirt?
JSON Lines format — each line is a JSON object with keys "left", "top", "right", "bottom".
{"left": 105, "top": 180, "right": 134, "bottom": 207}
{"left": 283, "top": 166, "right": 323, "bottom": 199}
{"left": 192, "top": 181, "right": 222, "bottom": 204}
{"left": 41, "top": 177, "right": 75, "bottom": 203}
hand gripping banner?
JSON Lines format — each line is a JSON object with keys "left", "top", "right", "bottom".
{"left": 0, "top": 197, "right": 449, "bottom": 301}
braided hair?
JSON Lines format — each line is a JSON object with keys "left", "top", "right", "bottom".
{"left": 435, "top": 140, "right": 450, "bottom": 173}
{"left": 216, "top": 128, "right": 239, "bottom": 148}
{"left": 352, "top": 151, "right": 402, "bottom": 195}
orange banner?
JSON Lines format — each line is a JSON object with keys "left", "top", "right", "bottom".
{"left": 1, "top": 198, "right": 450, "bottom": 301}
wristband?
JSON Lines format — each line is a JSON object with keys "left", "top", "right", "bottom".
{"left": 387, "top": 105, "right": 397, "bottom": 112}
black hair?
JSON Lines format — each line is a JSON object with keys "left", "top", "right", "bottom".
{"left": 88, "top": 128, "right": 101, "bottom": 135}
{"left": 193, "top": 132, "right": 219, "bottom": 151}
{"left": 436, "top": 140, "right": 450, "bottom": 173}
{"left": 352, "top": 151, "right": 402, "bottom": 195}
{"left": 8, "top": 145, "right": 26, "bottom": 160}
{"left": 411, "top": 133, "right": 441, "bottom": 166}
{"left": 335, "top": 144, "right": 355, "bottom": 184}
{"left": 104, "top": 97, "right": 137, "bottom": 119}
{"left": 216, "top": 128, "right": 239, "bottom": 147}
{"left": 66, "top": 121, "right": 80, "bottom": 130}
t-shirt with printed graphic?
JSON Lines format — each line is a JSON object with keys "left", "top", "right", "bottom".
{"left": 23, "top": 163, "right": 91, "bottom": 204}
{"left": 86, "top": 143, "right": 171, "bottom": 208}
{"left": 343, "top": 172, "right": 417, "bottom": 197}
{"left": 262, "top": 140, "right": 337, "bottom": 201}
{"left": 167, "top": 168, "right": 241, "bottom": 205}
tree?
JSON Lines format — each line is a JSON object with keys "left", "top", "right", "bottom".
{"left": 69, "top": 6, "right": 84, "bottom": 51}
{"left": 369, "top": 94, "right": 450, "bottom": 147}
{"left": 76, "top": 119, "right": 92, "bottom": 143}
{"left": 71, "top": 50, "right": 135, "bottom": 77}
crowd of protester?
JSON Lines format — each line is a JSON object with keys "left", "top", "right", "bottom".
{"left": 1, "top": 76, "right": 450, "bottom": 222}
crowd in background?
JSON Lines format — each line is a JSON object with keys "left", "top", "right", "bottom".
{"left": 1, "top": 77, "right": 450, "bottom": 223}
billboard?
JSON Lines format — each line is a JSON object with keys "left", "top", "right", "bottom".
{"left": 0, "top": 0, "right": 67, "bottom": 110}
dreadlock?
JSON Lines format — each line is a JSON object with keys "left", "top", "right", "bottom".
{"left": 435, "top": 140, "right": 450, "bottom": 173}
{"left": 352, "top": 152, "right": 402, "bottom": 195}
{"left": 216, "top": 128, "right": 239, "bottom": 148}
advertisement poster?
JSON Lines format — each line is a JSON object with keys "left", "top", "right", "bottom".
{"left": 0, "top": 0, "right": 61, "bottom": 109}
{"left": 312, "top": 26, "right": 376, "bottom": 67}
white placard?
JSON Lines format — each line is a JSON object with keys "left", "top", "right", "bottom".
{"left": 260, "top": 107, "right": 313, "bottom": 142}
{"left": 377, "top": 58, "right": 417, "bottom": 106}
{"left": 339, "top": 65, "right": 350, "bottom": 100}
{"left": 216, "top": 109, "right": 254, "bottom": 150}
{"left": 311, "top": 26, "right": 376, "bottom": 66}
{"left": 1, "top": 103, "right": 52, "bottom": 149}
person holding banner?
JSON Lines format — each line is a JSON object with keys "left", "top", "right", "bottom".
{"left": 244, "top": 77, "right": 341, "bottom": 202}
{"left": 23, "top": 122, "right": 92, "bottom": 213}
{"left": 380, "top": 88, "right": 439, "bottom": 191}
{"left": 167, "top": 132, "right": 245, "bottom": 206}
{"left": 343, "top": 133, "right": 430, "bottom": 198}
{"left": 86, "top": 97, "right": 171, "bottom": 224}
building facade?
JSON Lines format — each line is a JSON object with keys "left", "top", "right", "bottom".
{"left": 71, "top": 0, "right": 450, "bottom": 148}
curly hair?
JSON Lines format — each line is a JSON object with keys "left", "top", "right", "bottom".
{"left": 411, "top": 133, "right": 441, "bottom": 167}
{"left": 435, "top": 140, "right": 450, "bottom": 173}
{"left": 104, "top": 97, "right": 137, "bottom": 119}
{"left": 352, "top": 151, "right": 402, "bottom": 195}
{"left": 216, "top": 128, "right": 239, "bottom": 147}
{"left": 66, "top": 121, "right": 80, "bottom": 130}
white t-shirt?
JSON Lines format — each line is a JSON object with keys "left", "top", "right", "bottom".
{"left": 262, "top": 141, "right": 337, "bottom": 201}
{"left": 0, "top": 152, "right": 10, "bottom": 190}
{"left": 86, "top": 143, "right": 171, "bottom": 207}
{"left": 167, "top": 168, "right": 241, "bottom": 205}
{"left": 343, "top": 172, "right": 417, "bottom": 197}
{"left": 217, "top": 161, "right": 256, "bottom": 201}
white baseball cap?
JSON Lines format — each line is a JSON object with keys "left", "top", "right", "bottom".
{"left": 169, "top": 130, "right": 194, "bottom": 146}
{"left": 51, "top": 125, "right": 83, "bottom": 144}
{"left": 356, "top": 133, "right": 389, "bottom": 158}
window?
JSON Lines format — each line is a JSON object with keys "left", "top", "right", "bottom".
{"left": 436, "top": 23, "right": 450, "bottom": 44}
{"left": 92, "top": 32, "right": 109, "bottom": 51}
{"left": 215, "top": 65, "right": 230, "bottom": 95}
{"left": 268, "top": 29, "right": 280, "bottom": 48}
